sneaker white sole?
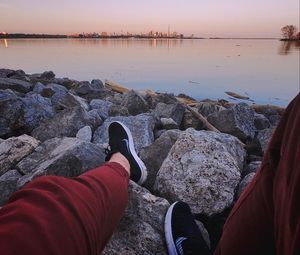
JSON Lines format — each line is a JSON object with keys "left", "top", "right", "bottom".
{"left": 165, "top": 202, "right": 179, "bottom": 255}
{"left": 114, "top": 121, "right": 147, "bottom": 185}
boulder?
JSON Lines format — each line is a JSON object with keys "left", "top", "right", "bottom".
{"left": 52, "top": 92, "right": 89, "bottom": 111}
{"left": 103, "top": 181, "right": 169, "bottom": 255}
{"left": 73, "top": 81, "right": 94, "bottom": 96}
{"left": 139, "top": 130, "right": 182, "bottom": 191}
{"left": 181, "top": 109, "right": 203, "bottom": 130}
{"left": 91, "top": 79, "right": 104, "bottom": 89}
{"left": 160, "top": 118, "right": 178, "bottom": 130}
{"left": 76, "top": 126, "right": 92, "bottom": 142}
{"left": 0, "top": 169, "right": 22, "bottom": 205}
{"left": 93, "top": 114, "right": 155, "bottom": 153}
{"left": 257, "top": 127, "right": 275, "bottom": 153}
{"left": 254, "top": 113, "right": 271, "bottom": 130}
{"left": 16, "top": 137, "right": 105, "bottom": 187}
{"left": 0, "top": 68, "right": 17, "bottom": 78}
{"left": 90, "top": 99, "right": 114, "bottom": 119}
{"left": 121, "top": 90, "right": 149, "bottom": 116}
{"left": 0, "top": 135, "right": 40, "bottom": 176}
{"left": 32, "top": 106, "right": 101, "bottom": 142}
{"left": 197, "top": 102, "right": 225, "bottom": 117}
{"left": 207, "top": 103, "right": 256, "bottom": 141}
{"left": 52, "top": 77, "right": 76, "bottom": 89}
{"left": 33, "top": 82, "right": 46, "bottom": 94}
{"left": 243, "top": 161, "right": 261, "bottom": 176}
{"left": 0, "top": 77, "right": 32, "bottom": 93}
{"left": 154, "top": 129, "right": 244, "bottom": 215}
{"left": 108, "top": 105, "right": 129, "bottom": 117}
{"left": 154, "top": 102, "right": 185, "bottom": 126}
{"left": 236, "top": 172, "right": 256, "bottom": 198}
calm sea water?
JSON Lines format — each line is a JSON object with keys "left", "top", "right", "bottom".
{"left": 0, "top": 38, "right": 299, "bottom": 106}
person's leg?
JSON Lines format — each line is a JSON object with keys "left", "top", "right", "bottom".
{"left": 214, "top": 93, "right": 300, "bottom": 255}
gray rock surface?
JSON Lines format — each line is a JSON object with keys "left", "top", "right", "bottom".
{"left": 33, "top": 82, "right": 46, "bottom": 94}
{"left": 93, "top": 114, "right": 155, "bottom": 153}
{"left": 197, "top": 102, "right": 225, "bottom": 117}
{"left": 108, "top": 105, "right": 129, "bottom": 116}
{"left": 181, "top": 109, "right": 203, "bottom": 130}
{"left": 121, "top": 90, "right": 149, "bottom": 116}
{"left": 0, "top": 169, "right": 22, "bottom": 205}
{"left": 91, "top": 79, "right": 104, "bottom": 89}
{"left": 32, "top": 106, "right": 101, "bottom": 142}
{"left": 257, "top": 127, "right": 275, "bottom": 153}
{"left": 0, "top": 135, "right": 40, "bottom": 175}
{"left": 103, "top": 181, "right": 169, "bottom": 255}
{"left": 154, "top": 102, "right": 185, "bottom": 126}
{"left": 140, "top": 130, "right": 182, "bottom": 191}
{"left": 0, "top": 77, "right": 32, "bottom": 93}
{"left": 52, "top": 92, "right": 89, "bottom": 111}
{"left": 90, "top": 99, "right": 113, "bottom": 119}
{"left": 154, "top": 129, "right": 244, "bottom": 215}
{"left": 76, "top": 126, "right": 92, "bottom": 142}
{"left": 16, "top": 137, "right": 105, "bottom": 187}
{"left": 160, "top": 118, "right": 178, "bottom": 130}
{"left": 254, "top": 113, "right": 271, "bottom": 130}
{"left": 236, "top": 172, "right": 256, "bottom": 198}
{"left": 207, "top": 103, "right": 256, "bottom": 141}
{"left": 243, "top": 161, "right": 261, "bottom": 176}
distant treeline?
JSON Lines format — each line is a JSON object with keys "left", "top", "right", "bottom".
{"left": 0, "top": 34, "right": 68, "bottom": 39}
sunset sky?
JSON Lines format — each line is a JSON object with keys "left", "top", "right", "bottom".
{"left": 0, "top": 0, "right": 299, "bottom": 37}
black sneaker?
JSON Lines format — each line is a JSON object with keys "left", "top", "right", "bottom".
{"left": 164, "top": 201, "right": 211, "bottom": 255}
{"left": 105, "top": 121, "right": 147, "bottom": 185}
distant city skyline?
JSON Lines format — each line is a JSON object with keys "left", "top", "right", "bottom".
{"left": 0, "top": 0, "right": 299, "bottom": 37}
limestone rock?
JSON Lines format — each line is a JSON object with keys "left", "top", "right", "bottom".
{"left": 207, "top": 103, "right": 256, "bottom": 141}
{"left": 93, "top": 114, "right": 155, "bottom": 153}
{"left": 103, "top": 181, "right": 169, "bottom": 255}
{"left": 121, "top": 90, "right": 149, "bottom": 116}
{"left": 32, "top": 106, "right": 100, "bottom": 142}
{"left": 236, "top": 172, "right": 256, "bottom": 198}
{"left": 154, "top": 102, "right": 185, "bottom": 126}
{"left": 140, "top": 130, "right": 182, "bottom": 191}
{"left": 76, "top": 126, "right": 92, "bottom": 142}
{"left": 154, "top": 129, "right": 244, "bottom": 215}
{"left": 0, "top": 135, "right": 40, "bottom": 175}
{"left": 0, "top": 77, "right": 32, "bottom": 93}
{"left": 16, "top": 137, "right": 105, "bottom": 187}
{"left": 0, "top": 169, "right": 22, "bottom": 205}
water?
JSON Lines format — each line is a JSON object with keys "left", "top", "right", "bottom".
{"left": 0, "top": 38, "right": 299, "bottom": 106}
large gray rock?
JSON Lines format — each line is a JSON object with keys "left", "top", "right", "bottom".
{"left": 197, "top": 102, "right": 225, "bottom": 117}
{"left": 52, "top": 92, "right": 89, "bottom": 111}
{"left": 91, "top": 79, "right": 104, "bottom": 89}
{"left": 236, "top": 172, "right": 256, "bottom": 198}
{"left": 76, "top": 126, "right": 92, "bottom": 142}
{"left": 0, "top": 169, "right": 22, "bottom": 205}
{"left": 0, "top": 77, "right": 32, "bottom": 93}
{"left": 257, "top": 127, "right": 275, "bottom": 153}
{"left": 103, "top": 181, "right": 169, "bottom": 255}
{"left": 154, "top": 102, "right": 185, "bottom": 126}
{"left": 160, "top": 118, "right": 178, "bottom": 130}
{"left": 140, "top": 130, "right": 182, "bottom": 191}
{"left": 33, "top": 82, "right": 46, "bottom": 94}
{"left": 254, "top": 113, "right": 271, "bottom": 130}
{"left": 32, "top": 106, "right": 101, "bottom": 142}
{"left": 16, "top": 137, "right": 105, "bottom": 187}
{"left": 121, "top": 90, "right": 149, "bottom": 116}
{"left": 154, "top": 129, "right": 244, "bottom": 215}
{"left": 207, "top": 103, "right": 256, "bottom": 141}
{"left": 93, "top": 114, "right": 155, "bottom": 153}
{"left": 90, "top": 99, "right": 114, "bottom": 119}
{"left": 0, "top": 135, "right": 40, "bottom": 176}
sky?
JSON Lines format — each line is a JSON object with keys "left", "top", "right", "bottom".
{"left": 0, "top": 0, "right": 299, "bottom": 37}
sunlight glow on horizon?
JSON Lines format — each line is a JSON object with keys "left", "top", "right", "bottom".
{"left": 0, "top": 0, "right": 299, "bottom": 37}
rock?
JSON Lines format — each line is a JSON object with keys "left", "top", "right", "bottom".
{"left": 0, "top": 138, "right": 3, "bottom": 143}
{"left": 254, "top": 113, "right": 271, "bottom": 130}
{"left": 154, "top": 129, "right": 244, "bottom": 215}
{"left": 154, "top": 102, "right": 185, "bottom": 126}
{"left": 76, "top": 126, "right": 92, "bottom": 142}
{"left": 91, "top": 79, "right": 104, "bottom": 89}
{"left": 32, "top": 106, "right": 101, "bottom": 142}
{"left": 80, "top": 88, "right": 116, "bottom": 102}
{"left": 243, "top": 161, "right": 261, "bottom": 176}
{"left": 236, "top": 173, "right": 256, "bottom": 198}
{"left": 16, "top": 137, "right": 105, "bottom": 187}
{"left": 90, "top": 99, "right": 114, "bottom": 119}
{"left": 108, "top": 105, "right": 129, "bottom": 116}
{"left": 0, "top": 135, "right": 40, "bottom": 176}
{"left": 207, "top": 103, "right": 256, "bottom": 141}
{"left": 268, "top": 115, "right": 281, "bottom": 126}
{"left": 160, "top": 118, "right": 178, "bottom": 130}
{"left": 0, "top": 77, "right": 32, "bottom": 93}
{"left": 0, "top": 169, "right": 22, "bottom": 205}
{"left": 53, "top": 92, "right": 90, "bottom": 111}
{"left": 181, "top": 109, "right": 203, "bottom": 130}
{"left": 121, "top": 90, "right": 149, "bottom": 116}
{"left": 33, "top": 82, "right": 46, "bottom": 94}
{"left": 0, "top": 68, "right": 16, "bottom": 78}
{"left": 195, "top": 220, "right": 211, "bottom": 249}
{"left": 40, "top": 71, "right": 55, "bottom": 79}
{"left": 197, "top": 102, "right": 225, "bottom": 117}
{"left": 102, "top": 181, "right": 169, "bottom": 255}
{"left": 257, "top": 127, "right": 275, "bottom": 153}
{"left": 139, "top": 130, "right": 182, "bottom": 192}
{"left": 87, "top": 109, "right": 103, "bottom": 127}
{"left": 93, "top": 114, "right": 155, "bottom": 153}
{"left": 72, "top": 81, "right": 94, "bottom": 96}
{"left": 8, "top": 70, "right": 28, "bottom": 81}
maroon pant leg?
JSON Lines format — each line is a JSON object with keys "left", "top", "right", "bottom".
{"left": 214, "top": 93, "right": 300, "bottom": 255}
{"left": 0, "top": 162, "right": 129, "bottom": 255}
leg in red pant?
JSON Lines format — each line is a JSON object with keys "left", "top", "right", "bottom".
{"left": 0, "top": 121, "right": 148, "bottom": 255}
{"left": 214, "top": 93, "right": 300, "bottom": 255}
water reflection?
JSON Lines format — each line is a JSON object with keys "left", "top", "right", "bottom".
{"left": 278, "top": 41, "right": 300, "bottom": 55}
{"left": 1, "top": 39, "right": 9, "bottom": 48}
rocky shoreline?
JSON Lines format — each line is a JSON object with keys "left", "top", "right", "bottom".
{"left": 0, "top": 68, "right": 283, "bottom": 254}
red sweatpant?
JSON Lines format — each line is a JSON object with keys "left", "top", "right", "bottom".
{"left": 0, "top": 162, "right": 129, "bottom": 255}
{"left": 215, "top": 93, "right": 300, "bottom": 255}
